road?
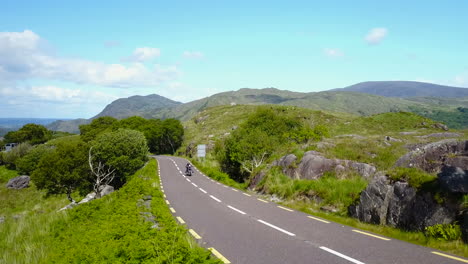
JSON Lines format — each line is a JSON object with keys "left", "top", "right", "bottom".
{"left": 156, "top": 156, "right": 467, "bottom": 264}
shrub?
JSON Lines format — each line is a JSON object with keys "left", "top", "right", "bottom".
{"left": 425, "top": 223, "right": 462, "bottom": 241}
{"left": 16, "top": 145, "right": 54, "bottom": 175}
{"left": 91, "top": 129, "right": 149, "bottom": 187}
{"left": 2, "top": 142, "right": 33, "bottom": 169}
{"left": 3, "top": 124, "right": 52, "bottom": 145}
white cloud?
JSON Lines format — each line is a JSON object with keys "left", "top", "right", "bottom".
{"left": 183, "top": 51, "right": 204, "bottom": 59}
{"left": 365, "top": 28, "right": 388, "bottom": 45}
{"left": 0, "top": 30, "right": 177, "bottom": 88}
{"left": 0, "top": 85, "right": 118, "bottom": 104}
{"left": 323, "top": 48, "right": 344, "bottom": 57}
{"left": 123, "top": 47, "right": 160, "bottom": 62}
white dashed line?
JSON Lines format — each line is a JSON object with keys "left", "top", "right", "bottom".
{"left": 191, "top": 183, "right": 198, "bottom": 187}
{"left": 199, "top": 188, "right": 208, "bottom": 194}
{"left": 231, "top": 188, "right": 238, "bottom": 192}
{"left": 227, "top": 205, "right": 246, "bottom": 215}
{"left": 257, "top": 219, "right": 296, "bottom": 237}
{"left": 210, "top": 195, "right": 222, "bottom": 203}
{"left": 319, "top": 247, "right": 365, "bottom": 264}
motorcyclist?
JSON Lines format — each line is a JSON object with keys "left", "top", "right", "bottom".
{"left": 185, "top": 163, "right": 192, "bottom": 175}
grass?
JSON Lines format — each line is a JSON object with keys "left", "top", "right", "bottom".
{"left": 259, "top": 168, "right": 367, "bottom": 214}
{"left": 0, "top": 161, "right": 220, "bottom": 264}
{"left": 0, "top": 166, "right": 71, "bottom": 263}
{"left": 190, "top": 155, "right": 247, "bottom": 190}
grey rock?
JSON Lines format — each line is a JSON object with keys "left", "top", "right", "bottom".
{"left": 0, "top": 216, "right": 5, "bottom": 223}
{"left": 335, "top": 134, "right": 366, "bottom": 139}
{"left": 350, "top": 176, "right": 457, "bottom": 231}
{"left": 231, "top": 126, "right": 238, "bottom": 130}
{"left": 99, "top": 185, "right": 114, "bottom": 197}
{"left": 273, "top": 151, "right": 377, "bottom": 180}
{"left": 320, "top": 205, "right": 339, "bottom": 213}
{"left": 433, "top": 123, "right": 449, "bottom": 131}
{"left": 59, "top": 202, "right": 78, "bottom": 211}
{"left": 400, "top": 131, "right": 418, "bottom": 135}
{"left": 6, "top": 175, "right": 30, "bottom": 189}
{"left": 78, "top": 193, "right": 96, "bottom": 204}
{"left": 143, "top": 195, "right": 152, "bottom": 201}
{"left": 248, "top": 171, "right": 266, "bottom": 189}
{"left": 395, "top": 139, "right": 468, "bottom": 173}
{"left": 419, "top": 133, "right": 461, "bottom": 138}
{"left": 438, "top": 166, "right": 468, "bottom": 193}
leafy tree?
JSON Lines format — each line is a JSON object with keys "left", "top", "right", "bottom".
{"left": 91, "top": 129, "right": 148, "bottom": 187}
{"left": 16, "top": 144, "right": 54, "bottom": 175}
{"left": 219, "top": 107, "right": 322, "bottom": 182}
{"left": 79, "top": 116, "right": 117, "bottom": 142}
{"left": 31, "top": 139, "right": 91, "bottom": 202}
{"left": 159, "top": 118, "right": 184, "bottom": 154}
{"left": 3, "top": 124, "right": 52, "bottom": 145}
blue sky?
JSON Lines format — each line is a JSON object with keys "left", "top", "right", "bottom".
{"left": 1, "top": 0, "right": 467, "bottom": 118}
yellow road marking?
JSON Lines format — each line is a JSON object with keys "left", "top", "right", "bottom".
{"left": 243, "top": 193, "right": 251, "bottom": 197}
{"left": 189, "top": 229, "right": 201, "bottom": 240}
{"left": 170, "top": 207, "right": 176, "bottom": 213}
{"left": 278, "top": 206, "right": 293, "bottom": 212}
{"left": 208, "top": 248, "right": 231, "bottom": 263}
{"left": 257, "top": 198, "right": 268, "bottom": 203}
{"left": 165, "top": 200, "right": 170, "bottom": 205}
{"left": 307, "top": 216, "right": 330, "bottom": 224}
{"left": 176, "top": 216, "right": 185, "bottom": 224}
{"left": 352, "top": 230, "right": 390, "bottom": 240}
{"left": 163, "top": 194, "right": 166, "bottom": 198}
{"left": 231, "top": 188, "right": 238, "bottom": 192}
{"left": 432, "top": 251, "right": 468, "bottom": 263}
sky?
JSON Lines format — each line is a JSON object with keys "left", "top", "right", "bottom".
{"left": 1, "top": 0, "right": 468, "bottom": 118}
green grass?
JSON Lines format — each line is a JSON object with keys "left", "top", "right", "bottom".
{"left": 190, "top": 156, "right": 247, "bottom": 190}
{"left": 0, "top": 166, "right": 71, "bottom": 263}
{"left": 0, "top": 161, "right": 220, "bottom": 264}
{"left": 259, "top": 169, "right": 367, "bottom": 214}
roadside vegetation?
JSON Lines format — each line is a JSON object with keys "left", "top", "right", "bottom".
{"left": 0, "top": 117, "right": 218, "bottom": 263}
{"left": 182, "top": 104, "right": 468, "bottom": 257}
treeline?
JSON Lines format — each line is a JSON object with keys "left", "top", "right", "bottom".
{"left": 410, "top": 106, "right": 468, "bottom": 129}
{"left": 0, "top": 116, "right": 184, "bottom": 202}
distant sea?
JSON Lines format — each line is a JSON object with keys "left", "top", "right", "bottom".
{"left": 0, "top": 118, "right": 70, "bottom": 136}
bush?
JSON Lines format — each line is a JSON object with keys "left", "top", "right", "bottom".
{"left": 31, "top": 139, "right": 92, "bottom": 202}
{"left": 91, "top": 129, "right": 149, "bottom": 187}
{"left": 425, "top": 223, "right": 462, "bottom": 241}
{"left": 2, "top": 142, "right": 33, "bottom": 169}
{"left": 16, "top": 145, "right": 54, "bottom": 175}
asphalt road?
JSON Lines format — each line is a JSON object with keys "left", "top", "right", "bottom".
{"left": 156, "top": 156, "right": 467, "bottom": 264}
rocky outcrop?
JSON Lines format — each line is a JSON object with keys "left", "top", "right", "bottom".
{"left": 273, "top": 151, "right": 377, "bottom": 180}
{"left": 349, "top": 176, "right": 457, "bottom": 231}
{"left": 438, "top": 166, "right": 468, "bottom": 193}
{"left": 6, "top": 176, "right": 30, "bottom": 189}
{"left": 395, "top": 139, "right": 468, "bottom": 173}
{"left": 418, "top": 133, "right": 461, "bottom": 138}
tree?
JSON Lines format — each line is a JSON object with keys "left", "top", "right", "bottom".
{"left": 31, "top": 139, "right": 91, "bottom": 202}
{"left": 79, "top": 116, "right": 117, "bottom": 142}
{"left": 159, "top": 119, "right": 184, "bottom": 154}
{"left": 4, "top": 124, "right": 52, "bottom": 145}
{"left": 16, "top": 144, "right": 54, "bottom": 175}
{"left": 1, "top": 142, "right": 33, "bottom": 169}
{"left": 91, "top": 129, "right": 148, "bottom": 187}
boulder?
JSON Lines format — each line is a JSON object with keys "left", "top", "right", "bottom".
{"left": 395, "top": 139, "right": 468, "bottom": 173}
{"left": 249, "top": 171, "right": 266, "bottom": 190}
{"left": 438, "top": 166, "right": 468, "bottom": 193}
{"left": 433, "top": 123, "right": 449, "bottom": 131}
{"left": 349, "top": 176, "right": 456, "bottom": 231}
{"left": 0, "top": 216, "right": 4, "bottom": 224}
{"left": 273, "top": 151, "right": 377, "bottom": 180}
{"left": 6, "top": 176, "right": 30, "bottom": 189}
{"left": 99, "top": 185, "right": 114, "bottom": 197}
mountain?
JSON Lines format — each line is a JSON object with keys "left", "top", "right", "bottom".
{"left": 47, "top": 81, "right": 468, "bottom": 133}
{"left": 94, "top": 94, "right": 181, "bottom": 119}
{"left": 333, "top": 81, "right": 468, "bottom": 98}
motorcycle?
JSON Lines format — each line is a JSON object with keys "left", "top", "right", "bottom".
{"left": 185, "top": 166, "right": 193, "bottom": 176}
